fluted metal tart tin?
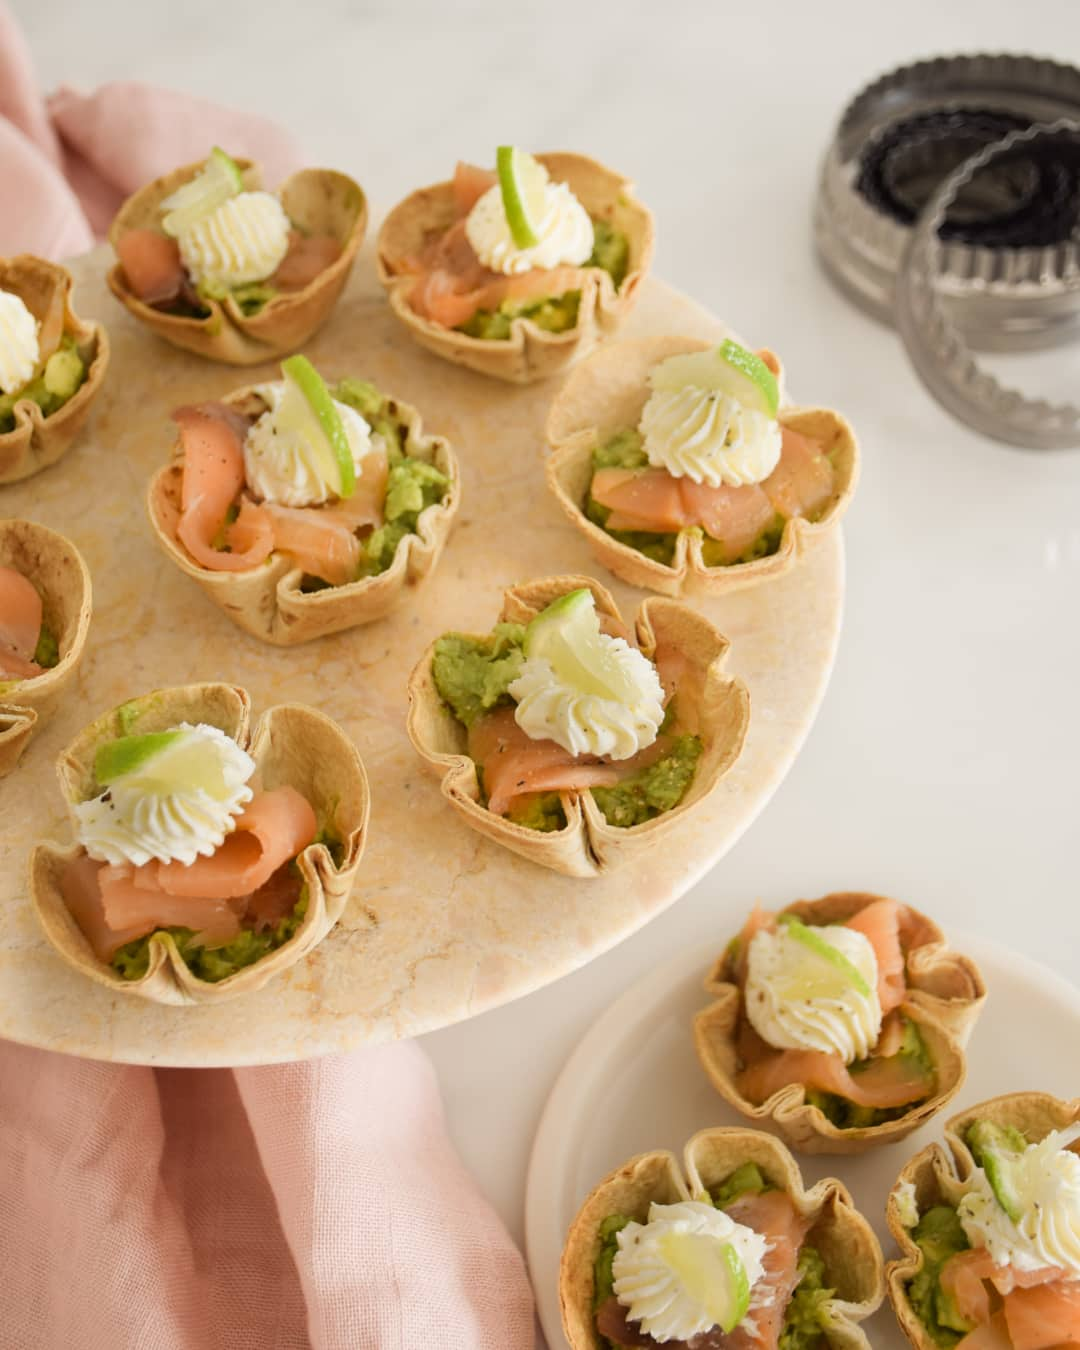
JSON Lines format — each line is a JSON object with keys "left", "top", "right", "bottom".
{"left": 814, "top": 53, "right": 1080, "bottom": 352}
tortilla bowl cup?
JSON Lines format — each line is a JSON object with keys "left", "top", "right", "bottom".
{"left": 0, "top": 518, "right": 92, "bottom": 777}
{"left": 0, "top": 256, "right": 109, "bottom": 484}
{"left": 560, "top": 1126, "right": 884, "bottom": 1350}
{"left": 693, "top": 892, "right": 987, "bottom": 1155}
{"left": 30, "top": 682, "right": 369, "bottom": 1004}
{"left": 406, "top": 573, "right": 749, "bottom": 878}
{"left": 147, "top": 383, "right": 460, "bottom": 645}
{"left": 376, "top": 152, "right": 655, "bottom": 384}
{"left": 885, "top": 1092, "right": 1080, "bottom": 1350}
{"left": 545, "top": 335, "right": 859, "bottom": 597}
{"left": 107, "top": 158, "right": 367, "bottom": 365}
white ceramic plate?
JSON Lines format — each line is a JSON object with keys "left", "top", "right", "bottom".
{"left": 525, "top": 933, "right": 1080, "bottom": 1349}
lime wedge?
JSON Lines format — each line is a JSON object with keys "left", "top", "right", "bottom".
{"left": 650, "top": 338, "right": 780, "bottom": 418}
{"left": 523, "top": 589, "right": 641, "bottom": 702}
{"left": 161, "top": 147, "right": 243, "bottom": 239}
{"left": 968, "top": 1120, "right": 1026, "bottom": 1222}
{"left": 496, "top": 145, "right": 547, "bottom": 250}
{"left": 659, "top": 1233, "right": 750, "bottom": 1334}
{"left": 95, "top": 732, "right": 183, "bottom": 786}
{"left": 278, "top": 355, "right": 355, "bottom": 499}
{"left": 779, "top": 914, "right": 874, "bottom": 999}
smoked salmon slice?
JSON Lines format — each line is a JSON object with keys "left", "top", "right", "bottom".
{"left": 116, "top": 229, "right": 186, "bottom": 306}
{"left": 452, "top": 162, "right": 497, "bottom": 214}
{"left": 0, "top": 564, "right": 44, "bottom": 679}
{"left": 957, "top": 1313, "right": 1014, "bottom": 1350}
{"left": 736, "top": 1036, "right": 933, "bottom": 1109}
{"left": 271, "top": 231, "right": 342, "bottom": 291}
{"left": 762, "top": 426, "right": 835, "bottom": 520}
{"left": 1002, "top": 1278, "right": 1080, "bottom": 1348}
{"left": 845, "top": 897, "right": 907, "bottom": 1016}
{"left": 680, "top": 481, "right": 777, "bottom": 562}
{"left": 723, "top": 1189, "right": 812, "bottom": 1349}
{"left": 468, "top": 705, "right": 619, "bottom": 817}
{"left": 250, "top": 502, "right": 362, "bottom": 586}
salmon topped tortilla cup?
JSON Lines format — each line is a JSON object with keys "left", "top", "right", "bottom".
{"left": 886, "top": 1093, "right": 1080, "bottom": 1350}
{"left": 693, "top": 893, "right": 986, "bottom": 1156}
{"left": 546, "top": 336, "right": 859, "bottom": 597}
{"left": 30, "top": 683, "right": 369, "bottom": 1005}
{"left": 0, "top": 519, "right": 92, "bottom": 778}
{"left": 108, "top": 151, "right": 366, "bottom": 365}
{"left": 560, "top": 1126, "right": 884, "bottom": 1350}
{"left": 147, "top": 360, "right": 460, "bottom": 645}
{"left": 0, "top": 256, "right": 109, "bottom": 484}
{"left": 406, "top": 575, "right": 749, "bottom": 878}
{"left": 376, "top": 152, "right": 655, "bottom": 384}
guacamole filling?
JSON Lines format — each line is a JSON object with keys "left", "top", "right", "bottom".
{"left": 291, "top": 378, "right": 449, "bottom": 588}
{"left": 0, "top": 336, "right": 87, "bottom": 434}
{"left": 33, "top": 623, "right": 60, "bottom": 669}
{"left": 804, "top": 1018, "right": 934, "bottom": 1130}
{"left": 193, "top": 275, "right": 278, "bottom": 317}
{"left": 431, "top": 627, "right": 700, "bottom": 832}
{"left": 592, "top": 1175, "right": 832, "bottom": 1349}
{"left": 905, "top": 1204, "right": 972, "bottom": 1347}
{"left": 454, "top": 219, "right": 630, "bottom": 341}
{"left": 585, "top": 427, "right": 789, "bottom": 570}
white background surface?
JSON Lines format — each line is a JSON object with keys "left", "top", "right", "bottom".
{"left": 15, "top": 0, "right": 1080, "bottom": 1342}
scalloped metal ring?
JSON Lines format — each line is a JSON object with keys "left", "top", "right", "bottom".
{"left": 895, "top": 119, "right": 1080, "bottom": 451}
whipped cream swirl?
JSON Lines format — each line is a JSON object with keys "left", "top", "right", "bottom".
{"left": 639, "top": 384, "right": 782, "bottom": 488}
{"left": 612, "top": 1200, "right": 767, "bottom": 1342}
{"left": 465, "top": 175, "right": 593, "bottom": 276}
{"left": 509, "top": 644, "right": 664, "bottom": 762}
{"left": 959, "top": 1124, "right": 1080, "bottom": 1277}
{"left": 75, "top": 722, "right": 255, "bottom": 867}
{"left": 244, "top": 381, "right": 374, "bottom": 507}
{"left": 0, "top": 290, "right": 40, "bottom": 396}
{"left": 744, "top": 923, "right": 882, "bottom": 1063}
{"left": 178, "top": 191, "right": 291, "bottom": 288}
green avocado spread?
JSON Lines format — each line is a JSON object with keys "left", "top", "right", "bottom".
{"left": 431, "top": 623, "right": 526, "bottom": 728}
{"left": 710, "top": 1161, "right": 767, "bottom": 1207}
{"left": 905, "top": 1204, "right": 972, "bottom": 1347}
{"left": 0, "top": 335, "right": 87, "bottom": 434}
{"left": 454, "top": 218, "right": 630, "bottom": 341}
{"left": 804, "top": 1017, "right": 934, "bottom": 1130}
{"left": 591, "top": 733, "right": 701, "bottom": 828}
{"left": 33, "top": 623, "right": 60, "bottom": 668}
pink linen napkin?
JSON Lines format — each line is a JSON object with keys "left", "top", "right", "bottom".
{"left": 0, "top": 0, "right": 304, "bottom": 257}
{"left": 0, "top": 7, "right": 536, "bottom": 1346}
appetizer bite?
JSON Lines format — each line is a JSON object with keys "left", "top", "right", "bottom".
{"left": 0, "top": 519, "right": 91, "bottom": 776}
{"left": 887, "top": 1092, "right": 1080, "bottom": 1349}
{"left": 148, "top": 355, "right": 459, "bottom": 644}
{"left": 377, "top": 147, "right": 654, "bottom": 383}
{"left": 694, "top": 893, "right": 986, "bottom": 1154}
{"left": 31, "top": 683, "right": 368, "bottom": 1004}
{"left": 546, "top": 336, "right": 858, "bottom": 596}
{"left": 407, "top": 575, "right": 748, "bottom": 877}
{"left": 108, "top": 148, "right": 366, "bottom": 364}
{"left": 560, "top": 1126, "right": 884, "bottom": 1349}
{"left": 0, "top": 256, "right": 109, "bottom": 483}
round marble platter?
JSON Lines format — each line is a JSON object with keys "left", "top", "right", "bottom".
{"left": 0, "top": 244, "right": 844, "bottom": 1065}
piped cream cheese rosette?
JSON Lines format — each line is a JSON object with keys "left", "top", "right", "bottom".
{"left": 406, "top": 575, "right": 749, "bottom": 878}
{"left": 147, "top": 357, "right": 460, "bottom": 645}
{"left": 0, "top": 519, "right": 92, "bottom": 777}
{"left": 30, "top": 683, "right": 369, "bottom": 1005}
{"left": 0, "top": 256, "right": 109, "bottom": 484}
{"left": 377, "top": 149, "right": 655, "bottom": 384}
{"left": 886, "top": 1093, "right": 1080, "bottom": 1350}
{"left": 693, "top": 893, "right": 987, "bottom": 1156}
{"left": 546, "top": 335, "right": 859, "bottom": 597}
{"left": 107, "top": 149, "right": 366, "bottom": 365}
{"left": 559, "top": 1127, "right": 884, "bottom": 1350}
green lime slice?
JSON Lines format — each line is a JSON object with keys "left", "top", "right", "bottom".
{"left": 161, "top": 147, "right": 243, "bottom": 238}
{"left": 778, "top": 914, "right": 874, "bottom": 999}
{"left": 650, "top": 339, "right": 779, "bottom": 418}
{"left": 523, "top": 589, "right": 641, "bottom": 703}
{"left": 95, "top": 731, "right": 183, "bottom": 786}
{"left": 968, "top": 1120, "right": 1026, "bottom": 1222}
{"left": 659, "top": 1233, "right": 751, "bottom": 1334}
{"left": 496, "top": 145, "right": 546, "bottom": 250}
{"left": 279, "top": 355, "right": 355, "bottom": 499}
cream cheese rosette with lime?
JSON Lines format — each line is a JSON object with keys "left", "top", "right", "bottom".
{"left": 147, "top": 355, "right": 459, "bottom": 645}
{"left": 406, "top": 576, "right": 749, "bottom": 878}
{"left": 887, "top": 1093, "right": 1080, "bottom": 1350}
{"left": 546, "top": 335, "right": 859, "bottom": 596}
{"left": 694, "top": 893, "right": 986, "bottom": 1154}
{"left": 377, "top": 149, "right": 654, "bottom": 383}
{"left": 559, "top": 1127, "right": 885, "bottom": 1350}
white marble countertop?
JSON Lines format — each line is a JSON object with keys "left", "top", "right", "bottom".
{"left": 15, "top": 0, "right": 1080, "bottom": 1341}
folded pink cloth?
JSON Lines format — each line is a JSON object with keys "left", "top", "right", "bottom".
{"left": 0, "top": 1038, "right": 535, "bottom": 1349}
{"left": 0, "top": 0, "right": 304, "bottom": 258}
